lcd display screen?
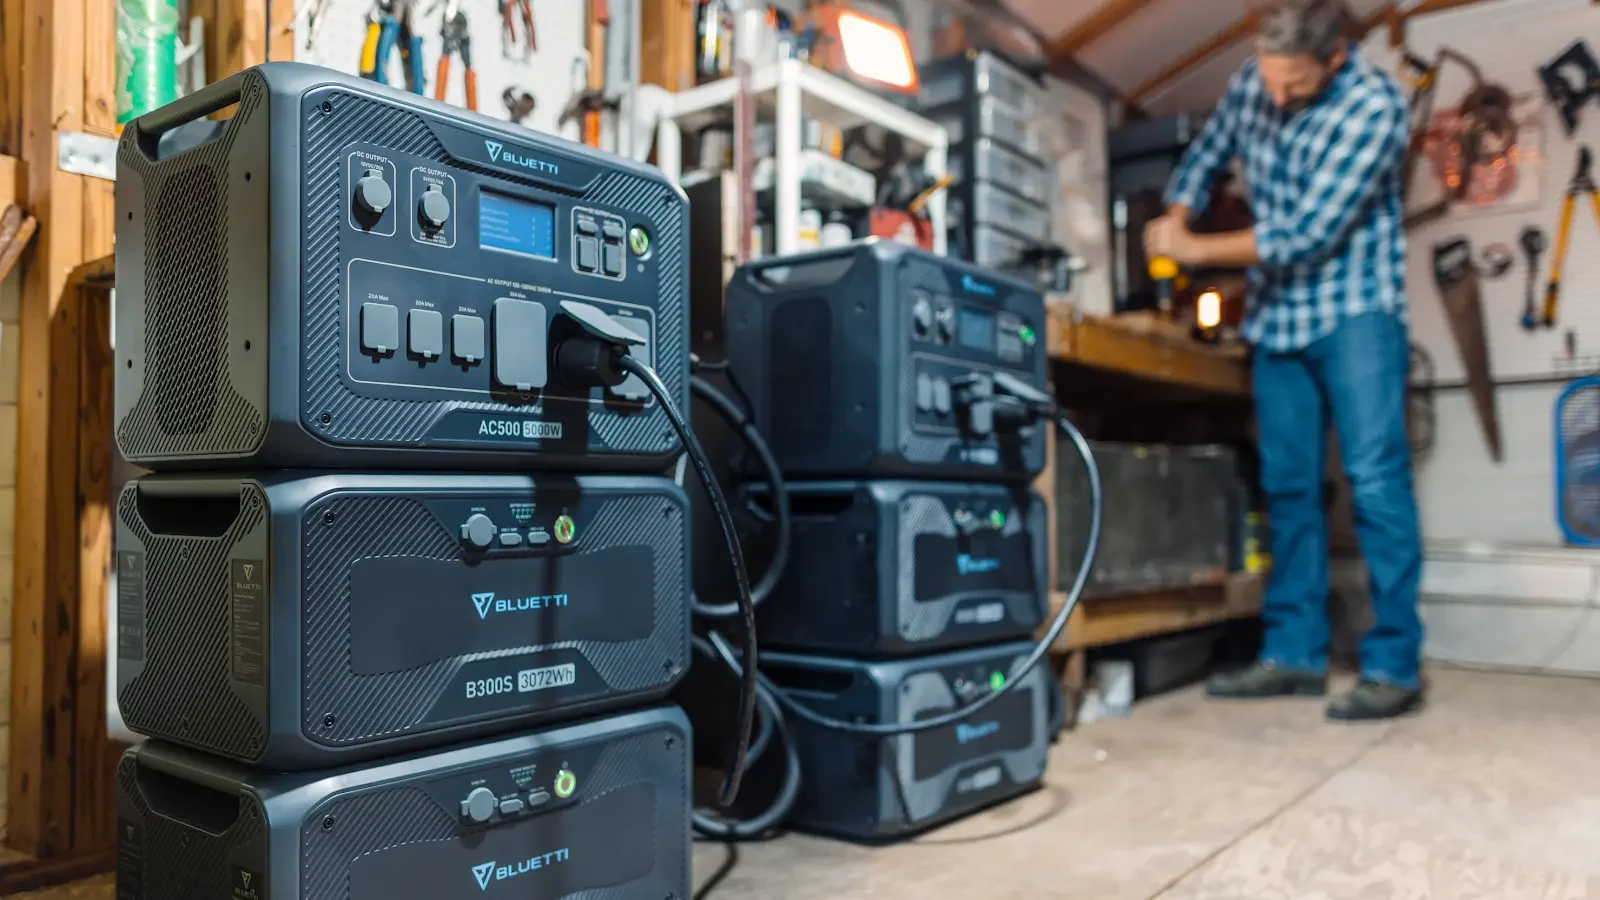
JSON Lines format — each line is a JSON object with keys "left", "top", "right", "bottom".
{"left": 479, "top": 190, "right": 556, "bottom": 259}
{"left": 958, "top": 307, "right": 996, "bottom": 351}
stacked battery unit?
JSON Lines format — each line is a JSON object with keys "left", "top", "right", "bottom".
{"left": 110, "top": 63, "right": 695, "bottom": 899}
{"left": 717, "top": 241, "right": 1056, "bottom": 840}
{"left": 917, "top": 51, "right": 1056, "bottom": 279}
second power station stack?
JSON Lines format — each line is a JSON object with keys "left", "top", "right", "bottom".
{"left": 715, "top": 240, "right": 1057, "bottom": 840}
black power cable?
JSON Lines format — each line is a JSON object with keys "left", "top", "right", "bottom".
{"left": 707, "top": 404, "right": 1102, "bottom": 739}
{"left": 689, "top": 636, "right": 801, "bottom": 840}
{"left": 688, "top": 375, "right": 790, "bottom": 618}
{"left": 614, "top": 355, "right": 759, "bottom": 807}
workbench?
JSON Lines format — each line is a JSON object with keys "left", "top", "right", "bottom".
{"left": 1036, "top": 305, "right": 1263, "bottom": 723}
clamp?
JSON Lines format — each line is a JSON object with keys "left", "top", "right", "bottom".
{"left": 1532, "top": 146, "right": 1600, "bottom": 330}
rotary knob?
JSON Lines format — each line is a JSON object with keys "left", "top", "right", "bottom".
{"left": 354, "top": 168, "right": 391, "bottom": 215}
{"left": 418, "top": 183, "right": 451, "bottom": 231}
{"left": 461, "top": 787, "right": 496, "bottom": 824}
{"left": 911, "top": 293, "right": 933, "bottom": 337}
{"left": 461, "top": 513, "right": 496, "bottom": 549}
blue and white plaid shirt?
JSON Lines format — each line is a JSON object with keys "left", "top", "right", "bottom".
{"left": 1165, "top": 51, "right": 1411, "bottom": 352}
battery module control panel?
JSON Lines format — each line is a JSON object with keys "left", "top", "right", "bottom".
{"left": 338, "top": 140, "right": 662, "bottom": 411}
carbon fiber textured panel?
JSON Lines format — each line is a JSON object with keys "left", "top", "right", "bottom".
{"left": 301, "top": 493, "right": 688, "bottom": 745}
{"left": 298, "top": 729, "right": 690, "bottom": 900}
{"left": 298, "top": 90, "right": 687, "bottom": 458}
{"left": 894, "top": 493, "right": 1041, "bottom": 643}
{"left": 116, "top": 74, "right": 267, "bottom": 460}
{"left": 117, "top": 485, "right": 270, "bottom": 759}
{"left": 116, "top": 755, "right": 266, "bottom": 899}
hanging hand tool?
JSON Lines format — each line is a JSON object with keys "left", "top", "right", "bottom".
{"left": 500, "top": 0, "right": 536, "bottom": 61}
{"left": 432, "top": 0, "right": 476, "bottom": 111}
{"left": 360, "top": 0, "right": 427, "bottom": 94}
{"left": 1518, "top": 226, "right": 1548, "bottom": 330}
{"left": 1434, "top": 236, "right": 1503, "bottom": 462}
{"left": 1539, "top": 40, "right": 1600, "bottom": 137}
{"left": 1534, "top": 146, "right": 1600, "bottom": 329}
{"left": 288, "top": 0, "right": 335, "bottom": 52}
{"left": 503, "top": 86, "right": 536, "bottom": 124}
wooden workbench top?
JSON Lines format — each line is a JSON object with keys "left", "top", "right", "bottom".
{"left": 1047, "top": 306, "right": 1251, "bottom": 398}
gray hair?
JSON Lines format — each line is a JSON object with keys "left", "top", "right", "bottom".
{"left": 1257, "top": 0, "right": 1349, "bottom": 63}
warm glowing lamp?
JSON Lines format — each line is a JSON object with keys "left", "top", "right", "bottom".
{"left": 802, "top": 5, "right": 919, "bottom": 94}
{"left": 1197, "top": 289, "right": 1222, "bottom": 330}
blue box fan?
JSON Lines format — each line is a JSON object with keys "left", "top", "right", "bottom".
{"left": 1556, "top": 376, "right": 1600, "bottom": 545}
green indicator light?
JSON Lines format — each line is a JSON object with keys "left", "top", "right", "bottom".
{"left": 553, "top": 768, "right": 577, "bottom": 799}
{"left": 989, "top": 509, "right": 1006, "bottom": 529}
{"left": 1019, "top": 325, "right": 1036, "bottom": 345}
{"left": 989, "top": 671, "right": 1006, "bottom": 691}
{"left": 554, "top": 515, "right": 576, "bottom": 544}
{"left": 628, "top": 226, "right": 650, "bottom": 256}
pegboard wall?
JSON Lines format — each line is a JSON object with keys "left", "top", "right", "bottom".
{"left": 290, "top": 0, "right": 590, "bottom": 141}
{"left": 1358, "top": 0, "right": 1600, "bottom": 545}
{"left": 1364, "top": 0, "right": 1600, "bottom": 385}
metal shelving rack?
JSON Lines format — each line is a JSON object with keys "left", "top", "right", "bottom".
{"left": 655, "top": 56, "right": 950, "bottom": 257}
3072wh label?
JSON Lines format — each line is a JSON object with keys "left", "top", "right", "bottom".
{"left": 518, "top": 664, "right": 576, "bottom": 693}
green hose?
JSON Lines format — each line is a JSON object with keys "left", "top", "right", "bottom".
{"left": 116, "top": 0, "right": 181, "bottom": 126}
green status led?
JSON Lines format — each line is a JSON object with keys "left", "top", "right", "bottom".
{"left": 989, "top": 509, "right": 1006, "bottom": 529}
{"left": 989, "top": 671, "right": 1006, "bottom": 691}
{"left": 1018, "top": 325, "right": 1037, "bottom": 345}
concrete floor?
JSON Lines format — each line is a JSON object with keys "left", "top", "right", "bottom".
{"left": 21, "top": 668, "right": 1600, "bottom": 899}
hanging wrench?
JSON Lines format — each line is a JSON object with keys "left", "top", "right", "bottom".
{"left": 1519, "top": 225, "right": 1548, "bottom": 330}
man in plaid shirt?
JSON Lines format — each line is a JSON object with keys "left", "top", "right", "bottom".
{"left": 1144, "top": 0, "right": 1423, "bottom": 720}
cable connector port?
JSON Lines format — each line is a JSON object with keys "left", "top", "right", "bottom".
{"left": 951, "top": 372, "right": 1048, "bottom": 439}
{"left": 552, "top": 299, "right": 646, "bottom": 389}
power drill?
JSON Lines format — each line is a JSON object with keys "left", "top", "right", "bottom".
{"left": 1148, "top": 255, "right": 1179, "bottom": 312}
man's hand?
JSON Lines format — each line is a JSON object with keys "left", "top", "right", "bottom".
{"left": 1144, "top": 213, "right": 1203, "bottom": 265}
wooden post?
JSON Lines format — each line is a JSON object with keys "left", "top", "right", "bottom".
{"left": 2, "top": 0, "right": 265, "bottom": 878}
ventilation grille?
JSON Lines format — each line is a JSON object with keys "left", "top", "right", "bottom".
{"left": 117, "top": 76, "right": 266, "bottom": 460}
{"left": 116, "top": 485, "right": 270, "bottom": 760}
{"left": 768, "top": 297, "right": 832, "bottom": 459}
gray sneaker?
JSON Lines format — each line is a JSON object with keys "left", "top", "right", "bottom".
{"left": 1326, "top": 679, "right": 1423, "bottom": 721}
{"left": 1206, "top": 662, "right": 1327, "bottom": 699}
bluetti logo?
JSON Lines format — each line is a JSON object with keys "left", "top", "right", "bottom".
{"left": 472, "top": 850, "right": 571, "bottom": 891}
{"left": 472, "top": 591, "right": 570, "bottom": 620}
{"left": 961, "top": 274, "right": 998, "bottom": 296}
{"left": 956, "top": 721, "right": 1000, "bottom": 744}
{"left": 956, "top": 553, "right": 1001, "bottom": 576}
{"left": 483, "top": 139, "right": 560, "bottom": 175}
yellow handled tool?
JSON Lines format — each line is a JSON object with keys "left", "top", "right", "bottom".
{"left": 1149, "top": 255, "right": 1179, "bottom": 310}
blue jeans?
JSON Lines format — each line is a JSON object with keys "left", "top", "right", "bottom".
{"left": 1253, "top": 312, "right": 1424, "bottom": 689}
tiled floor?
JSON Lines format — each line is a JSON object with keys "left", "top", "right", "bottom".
{"left": 21, "top": 668, "right": 1600, "bottom": 899}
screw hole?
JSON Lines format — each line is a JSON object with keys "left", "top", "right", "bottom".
{"left": 323, "top": 510, "right": 336, "bottom": 525}
{"left": 319, "top": 412, "right": 333, "bottom": 426}
{"left": 126, "top": 359, "right": 133, "bottom": 369}
{"left": 322, "top": 816, "right": 336, "bottom": 831}
{"left": 323, "top": 713, "right": 337, "bottom": 728}
{"left": 320, "top": 100, "right": 333, "bottom": 114}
